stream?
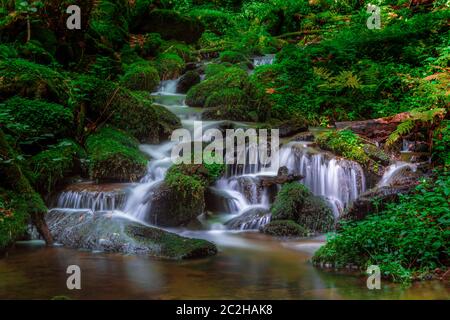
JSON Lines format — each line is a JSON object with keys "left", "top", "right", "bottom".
{"left": 1, "top": 71, "right": 448, "bottom": 300}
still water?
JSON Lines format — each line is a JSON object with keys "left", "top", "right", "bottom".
{"left": 0, "top": 232, "right": 448, "bottom": 300}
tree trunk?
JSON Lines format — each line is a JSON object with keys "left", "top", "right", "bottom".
{"left": 0, "top": 129, "right": 53, "bottom": 245}
{"left": 26, "top": 14, "right": 31, "bottom": 42}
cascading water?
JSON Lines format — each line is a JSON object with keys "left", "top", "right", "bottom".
{"left": 378, "top": 161, "right": 417, "bottom": 187}
{"left": 278, "top": 142, "right": 366, "bottom": 217}
{"left": 252, "top": 54, "right": 275, "bottom": 67}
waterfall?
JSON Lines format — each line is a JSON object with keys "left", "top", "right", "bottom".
{"left": 278, "top": 142, "right": 366, "bottom": 217}
{"left": 55, "top": 184, "right": 128, "bottom": 212}
{"left": 378, "top": 162, "right": 417, "bottom": 187}
{"left": 157, "top": 78, "right": 180, "bottom": 94}
{"left": 253, "top": 54, "right": 275, "bottom": 67}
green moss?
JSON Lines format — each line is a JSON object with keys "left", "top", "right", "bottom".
{"left": 87, "top": 79, "right": 180, "bottom": 143}
{"left": 0, "top": 59, "right": 68, "bottom": 103}
{"left": 120, "top": 61, "right": 160, "bottom": 92}
{"left": 205, "top": 88, "right": 246, "bottom": 109}
{"left": 160, "top": 40, "right": 194, "bottom": 62}
{"left": 125, "top": 224, "right": 217, "bottom": 259}
{"left": 186, "top": 67, "right": 248, "bottom": 108}
{"left": 85, "top": 127, "right": 147, "bottom": 182}
{"left": 316, "top": 129, "right": 371, "bottom": 166}
{"left": 261, "top": 220, "right": 308, "bottom": 237}
{"left": 189, "top": 8, "right": 235, "bottom": 35}
{"left": 155, "top": 53, "right": 185, "bottom": 80}
{"left": 30, "top": 140, "right": 86, "bottom": 194}
{"left": 271, "top": 182, "right": 334, "bottom": 233}
{"left": 0, "top": 97, "right": 73, "bottom": 143}
{"left": 204, "top": 63, "right": 227, "bottom": 79}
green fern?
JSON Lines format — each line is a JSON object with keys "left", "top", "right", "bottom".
{"left": 386, "top": 108, "right": 446, "bottom": 147}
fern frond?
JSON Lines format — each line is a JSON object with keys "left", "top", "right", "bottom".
{"left": 386, "top": 120, "right": 415, "bottom": 147}
{"left": 313, "top": 67, "right": 332, "bottom": 80}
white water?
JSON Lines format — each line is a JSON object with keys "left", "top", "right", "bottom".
{"left": 253, "top": 54, "right": 275, "bottom": 67}
{"left": 378, "top": 162, "right": 417, "bottom": 187}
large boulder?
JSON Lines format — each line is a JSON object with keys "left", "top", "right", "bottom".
{"left": 270, "top": 182, "right": 334, "bottom": 234}
{"left": 85, "top": 127, "right": 147, "bottom": 182}
{"left": 177, "top": 70, "right": 201, "bottom": 93}
{"left": 120, "top": 61, "right": 160, "bottom": 92}
{"left": 46, "top": 209, "right": 217, "bottom": 259}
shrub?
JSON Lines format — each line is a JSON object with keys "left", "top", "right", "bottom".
{"left": 0, "top": 97, "right": 73, "bottom": 144}
{"left": 0, "top": 191, "right": 28, "bottom": 251}
{"left": 85, "top": 127, "right": 147, "bottom": 182}
{"left": 120, "top": 61, "right": 160, "bottom": 92}
{"left": 313, "top": 171, "right": 450, "bottom": 282}
{"left": 433, "top": 120, "right": 450, "bottom": 166}
{"left": 219, "top": 50, "right": 249, "bottom": 64}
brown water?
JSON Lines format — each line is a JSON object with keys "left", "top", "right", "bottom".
{"left": 0, "top": 232, "right": 448, "bottom": 300}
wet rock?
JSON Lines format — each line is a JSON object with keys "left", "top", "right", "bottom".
{"left": 277, "top": 118, "right": 309, "bottom": 138}
{"left": 46, "top": 209, "right": 217, "bottom": 259}
{"left": 258, "top": 166, "right": 303, "bottom": 187}
{"left": 225, "top": 207, "right": 271, "bottom": 230}
{"left": 177, "top": 71, "right": 201, "bottom": 94}
{"left": 146, "top": 182, "right": 205, "bottom": 227}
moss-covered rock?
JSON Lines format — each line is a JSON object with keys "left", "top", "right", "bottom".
{"left": 177, "top": 70, "right": 201, "bottom": 93}
{"left": 154, "top": 53, "right": 185, "bottom": 80}
{"left": 186, "top": 67, "right": 248, "bottom": 108}
{"left": 148, "top": 164, "right": 223, "bottom": 227}
{"left": 83, "top": 77, "right": 180, "bottom": 143}
{"left": 0, "top": 59, "right": 68, "bottom": 103}
{"left": 46, "top": 209, "right": 217, "bottom": 259}
{"left": 85, "top": 127, "right": 147, "bottom": 182}
{"left": 0, "top": 97, "right": 73, "bottom": 143}
{"left": 120, "top": 61, "right": 160, "bottom": 92}
{"left": 130, "top": 9, "right": 204, "bottom": 44}
{"left": 270, "top": 182, "right": 334, "bottom": 234}
{"left": 261, "top": 220, "right": 308, "bottom": 237}
{"left": 30, "top": 140, "right": 87, "bottom": 194}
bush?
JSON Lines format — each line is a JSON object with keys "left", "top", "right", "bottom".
{"left": 433, "top": 120, "right": 450, "bottom": 166}
{"left": 0, "top": 97, "right": 73, "bottom": 145}
{"left": 271, "top": 182, "right": 334, "bottom": 233}
{"left": 85, "top": 127, "right": 147, "bottom": 182}
{"left": 219, "top": 50, "right": 249, "bottom": 64}
{"left": 313, "top": 171, "right": 450, "bottom": 282}
{"left": 0, "top": 59, "right": 68, "bottom": 103}
{"left": 120, "top": 61, "right": 160, "bottom": 92}
{"left": 189, "top": 8, "right": 236, "bottom": 35}
{"left": 261, "top": 220, "right": 308, "bottom": 237}
{"left": 30, "top": 140, "right": 86, "bottom": 194}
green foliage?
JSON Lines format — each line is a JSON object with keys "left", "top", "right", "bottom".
{"left": 0, "top": 97, "right": 73, "bottom": 145}
{"left": 433, "top": 120, "right": 450, "bottom": 166}
{"left": 89, "top": 55, "right": 122, "bottom": 81}
{"left": 188, "top": 8, "right": 236, "bottom": 35}
{"left": 30, "top": 139, "right": 86, "bottom": 194}
{"left": 316, "top": 129, "right": 370, "bottom": 165}
{"left": 165, "top": 164, "right": 206, "bottom": 200}
{"left": 85, "top": 127, "right": 147, "bottom": 182}
{"left": 313, "top": 171, "right": 450, "bottom": 282}
{"left": 219, "top": 50, "right": 248, "bottom": 64}
{"left": 385, "top": 108, "right": 446, "bottom": 148}
{"left": 0, "top": 58, "right": 68, "bottom": 103}
{"left": 120, "top": 61, "right": 160, "bottom": 92}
